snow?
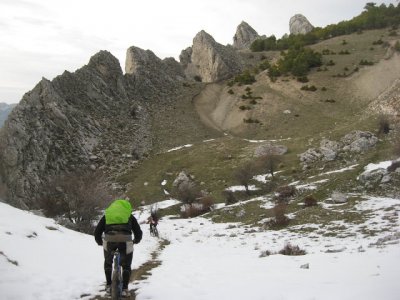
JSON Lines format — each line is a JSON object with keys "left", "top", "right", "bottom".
{"left": 362, "top": 160, "right": 393, "bottom": 173}
{"left": 225, "top": 185, "right": 260, "bottom": 192}
{"left": 133, "top": 195, "right": 400, "bottom": 300}
{"left": 1, "top": 192, "right": 400, "bottom": 300}
{"left": 166, "top": 144, "right": 193, "bottom": 152}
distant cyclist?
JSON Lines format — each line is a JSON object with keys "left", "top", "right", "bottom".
{"left": 147, "top": 211, "right": 159, "bottom": 236}
{"left": 94, "top": 199, "right": 142, "bottom": 297}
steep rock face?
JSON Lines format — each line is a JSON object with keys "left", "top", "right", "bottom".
{"left": 180, "top": 30, "right": 243, "bottom": 82}
{"left": 233, "top": 21, "right": 260, "bottom": 49}
{"left": 289, "top": 14, "right": 314, "bottom": 35}
{"left": 0, "top": 50, "right": 152, "bottom": 209}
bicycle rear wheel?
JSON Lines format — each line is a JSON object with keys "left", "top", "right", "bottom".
{"left": 111, "top": 254, "right": 122, "bottom": 300}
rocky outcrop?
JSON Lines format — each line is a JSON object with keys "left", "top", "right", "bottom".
{"left": 0, "top": 50, "right": 154, "bottom": 208}
{"left": 180, "top": 30, "right": 243, "bottom": 82}
{"left": 233, "top": 21, "right": 260, "bottom": 50}
{"left": 299, "top": 131, "right": 378, "bottom": 166}
{"left": 289, "top": 14, "right": 314, "bottom": 35}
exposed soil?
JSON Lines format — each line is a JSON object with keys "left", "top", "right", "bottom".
{"left": 88, "top": 238, "right": 170, "bottom": 300}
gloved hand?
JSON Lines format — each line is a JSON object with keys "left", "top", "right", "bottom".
{"left": 133, "top": 239, "right": 140, "bottom": 244}
{"left": 96, "top": 239, "right": 103, "bottom": 246}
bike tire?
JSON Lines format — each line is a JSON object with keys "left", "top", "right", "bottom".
{"left": 111, "top": 255, "right": 121, "bottom": 300}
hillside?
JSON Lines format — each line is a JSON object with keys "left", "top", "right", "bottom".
{"left": 122, "top": 27, "right": 400, "bottom": 206}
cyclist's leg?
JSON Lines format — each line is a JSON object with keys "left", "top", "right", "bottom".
{"left": 119, "top": 242, "right": 133, "bottom": 289}
{"left": 104, "top": 242, "right": 117, "bottom": 285}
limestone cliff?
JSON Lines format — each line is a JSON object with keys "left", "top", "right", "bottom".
{"left": 180, "top": 30, "right": 243, "bottom": 82}
{"left": 233, "top": 21, "right": 260, "bottom": 49}
{"left": 289, "top": 14, "right": 314, "bottom": 35}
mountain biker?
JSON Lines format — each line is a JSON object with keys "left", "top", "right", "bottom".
{"left": 94, "top": 199, "right": 142, "bottom": 297}
{"left": 147, "top": 211, "right": 159, "bottom": 235}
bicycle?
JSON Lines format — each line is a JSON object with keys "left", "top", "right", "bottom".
{"left": 111, "top": 249, "right": 123, "bottom": 300}
{"left": 150, "top": 224, "right": 159, "bottom": 237}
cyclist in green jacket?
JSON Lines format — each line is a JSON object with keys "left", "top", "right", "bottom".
{"left": 94, "top": 199, "right": 142, "bottom": 297}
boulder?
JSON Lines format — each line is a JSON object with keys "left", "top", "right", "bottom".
{"left": 341, "top": 131, "right": 378, "bottom": 153}
{"left": 331, "top": 191, "right": 348, "bottom": 204}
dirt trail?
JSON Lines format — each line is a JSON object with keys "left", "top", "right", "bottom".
{"left": 88, "top": 238, "right": 170, "bottom": 300}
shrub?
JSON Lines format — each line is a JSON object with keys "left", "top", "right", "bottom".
{"left": 255, "top": 154, "right": 282, "bottom": 178}
{"left": 243, "top": 118, "right": 260, "bottom": 124}
{"left": 300, "top": 85, "right": 317, "bottom": 91}
{"left": 234, "top": 162, "right": 257, "bottom": 195}
{"left": 303, "top": 195, "right": 318, "bottom": 207}
{"left": 234, "top": 70, "right": 256, "bottom": 85}
{"left": 223, "top": 190, "right": 238, "bottom": 205}
{"left": 387, "top": 161, "right": 400, "bottom": 172}
{"left": 278, "top": 243, "right": 306, "bottom": 255}
{"left": 378, "top": 115, "right": 390, "bottom": 135}
{"left": 326, "top": 60, "right": 335, "bottom": 66}
{"left": 275, "top": 185, "right": 297, "bottom": 202}
{"left": 194, "top": 75, "right": 202, "bottom": 82}
{"left": 258, "top": 60, "right": 271, "bottom": 71}
{"left": 297, "top": 76, "right": 309, "bottom": 83}
{"left": 341, "top": 39, "right": 348, "bottom": 45}
{"left": 321, "top": 87, "right": 327, "bottom": 91}
{"left": 339, "top": 50, "right": 350, "bottom": 55}
{"left": 239, "top": 105, "right": 252, "bottom": 110}
{"left": 372, "top": 39, "right": 384, "bottom": 45}
{"left": 175, "top": 180, "right": 201, "bottom": 205}
{"left": 272, "top": 202, "right": 290, "bottom": 226}
{"left": 394, "top": 140, "right": 400, "bottom": 156}
{"left": 360, "top": 59, "right": 374, "bottom": 65}
{"left": 39, "top": 171, "right": 112, "bottom": 233}
{"left": 228, "top": 89, "right": 234, "bottom": 95}
{"left": 394, "top": 41, "right": 400, "bottom": 52}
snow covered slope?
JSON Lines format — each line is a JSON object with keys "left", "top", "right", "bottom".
{"left": 1, "top": 193, "right": 400, "bottom": 300}
{"left": 0, "top": 202, "right": 157, "bottom": 300}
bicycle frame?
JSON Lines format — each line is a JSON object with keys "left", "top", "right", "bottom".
{"left": 111, "top": 249, "right": 123, "bottom": 300}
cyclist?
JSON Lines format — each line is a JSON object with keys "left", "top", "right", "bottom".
{"left": 94, "top": 199, "right": 142, "bottom": 297}
{"left": 147, "top": 211, "right": 159, "bottom": 236}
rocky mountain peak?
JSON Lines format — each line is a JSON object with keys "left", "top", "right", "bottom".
{"left": 180, "top": 30, "right": 243, "bottom": 82}
{"left": 289, "top": 14, "right": 314, "bottom": 35}
{"left": 233, "top": 21, "right": 259, "bottom": 49}
{"left": 88, "top": 50, "right": 123, "bottom": 77}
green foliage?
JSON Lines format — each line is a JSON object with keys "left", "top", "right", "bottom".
{"left": 359, "top": 59, "right": 374, "bottom": 65}
{"left": 395, "top": 41, "right": 400, "bottom": 52}
{"left": 268, "top": 46, "right": 322, "bottom": 79}
{"left": 251, "top": 3, "right": 400, "bottom": 53}
{"left": 233, "top": 70, "right": 256, "bottom": 85}
{"left": 300, "top": 85, "right": 317, "bottom": 91}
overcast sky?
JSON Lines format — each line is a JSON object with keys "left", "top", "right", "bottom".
{"left": 0, "top": 0, "right": 397, "bottom": 104}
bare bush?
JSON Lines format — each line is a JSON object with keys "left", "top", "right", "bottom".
{"left": 39, "top": 170, "right": 112, "bottom": 233}
{"left": 255, "top": 154, "right": 282, "bottom": 178}
{"left": 278, "top": 243, "right": 306, "bottom": 255}
{"left": 394, "top": 140, "right": 400, "bottom": 157}
{"left": 276, "top": 185, "right": 297, "bottom": 202}
{"left": 378, "top": 115, "right": 390, "bottom": 135}
{"left": 303, "top": 195, "right": 318, "bottom": 207}
{"left": 271, "top": 202, "right": 290, "bottom": 227}
{"left": 180, "top": 195, "right": 214, "bottom": 218}
{"left": 223, "top": 190, "right": 238, "bottom": 205}
{"left": 387, "top": 161, "right": 400, "bottom": 173}
{"left": 234, "top": 162, "right": 257, "bottom": 195}
{"left": 174, "top": 180, "right": 201, "bottom": 205}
